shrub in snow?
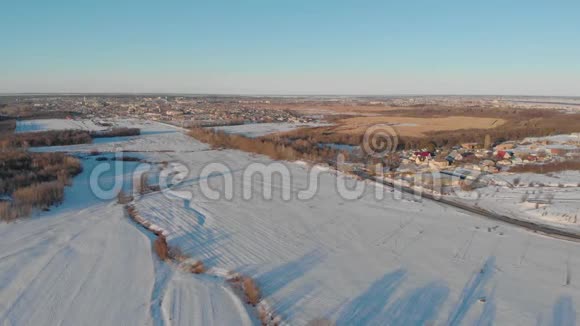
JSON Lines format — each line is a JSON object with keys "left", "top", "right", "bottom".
{"left": 189, "top": 260, "right": 205, "bottom": 274}
{"left": 117, "top": 191, "right": 133, "bottom": 204}
{"left": 242, "top": 277, "right": 261, "bottom": 306}
{"left": 153, "top": 235, "right": 169, "bottom": 261}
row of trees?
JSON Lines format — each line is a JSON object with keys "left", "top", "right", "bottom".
{"left": 272, "top": 110, "right": 580, "bottom": 151}
{"left": 510, "top": 160, "right": 580, "bottom": 173}
{"left": 1, "top": 129, "right": 92, "bottom": 149}
{"left": 270, "top": 127, "right": 363, "bottom": 146}
{"left": 0, "top": 151, "right": 82, "bottom": 220}
{"left": 189, "top": 127, "right": 345, "bottom": 163}
{"left": 278, "top": 123, "right": 580, "bottom": 152}
{"left": 0, "top": 175, "right": 74, "bottom": 220}
{"left": 396, "top": 110, "right": 580, "bottom": 149}
{"left": 416, "top": 125, "right": 580, "bottom": 150}
{"left": 1, "top": 180, "right": 66, "bottom": 219}
{"left": 0, "top": 119, "right": 16, "bottom": 137}
{"left": 0, "top": 127, "right": 142, "bottom": 149}
{"left": 0, "top": 151, "right": 82, "bottom": 194}
{"left": 90, "top": 127, "right": 140, "bottom": 138}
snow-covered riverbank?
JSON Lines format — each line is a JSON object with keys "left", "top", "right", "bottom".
{"left": 0, "top": 120, "right": 255, "bottom": 326}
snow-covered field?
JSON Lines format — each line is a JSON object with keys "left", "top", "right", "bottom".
{"left": 2, "top": 119, "right": 580, "bottom": 325}
{"left": 212, "top": 122, "right": 331, "bottom": 138}
{"left": 0, "top": 120, "right": 254, "bottom": 326}
{"left": 133, "top": 148, "right": 580, "bottom": 325}
{"left": 467, "top": 171, "right": 580, "bottom": 233}
{"left": 15, "top": 119, "right": 108, "bottom": 133}
{"left": 0, "top": 202, "right": 154, "bottom": 325}
{"left": 0, "top": 201, "right": 254, "bottom": 326}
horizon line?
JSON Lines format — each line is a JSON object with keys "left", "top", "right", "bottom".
{"left": 1, "top": 92, "right": 579, "bottom": 98}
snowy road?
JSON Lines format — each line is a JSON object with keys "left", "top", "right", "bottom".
{"left": 362, "top": 171, "right": 580, "bottom": 242}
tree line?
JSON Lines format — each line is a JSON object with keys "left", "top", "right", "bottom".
{"left": 0, "top": 127, "right": 141, "bottom": 149}
{"left": 0, "top": 151, "right": 82, "bottom": 220}
{"left": 272, "top": 111, "right": 580, "bottom": 151}
{"left": 1, "top": 130, "right": 92, "bottom": 149}
{"left": 90, "top": 127, "right": 140, "bottom": 138}
{"left": 509, "top": 160, "right": 580, "bottom": 174}
{"left": 188, "top": 127, "right": 345, "bottom": 164}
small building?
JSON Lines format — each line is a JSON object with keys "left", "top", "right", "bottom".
{"left": 413, "top": 151, "right": 432, "bottom": 164}
{"left": 165, "top": 110, "right": 183, "bottom": 116}
{"left": 483, "top": 166, "right": 499, "bottom": 173}
{"left": 429, "top": 159, "right": 449, "bottom": 170}
{"left": 550, "top": 148, "right": 569, "bottom": 156}
{"left": 496, "top": 150, "right": 512, "bottom": 160}
{"left": 481, "top": 159, "right": 495, "bottom": 167}
{"left": 497, "top": 159, "right": 512, "bottom": 166}
{"left": 461, "top": 142, "right": 480, "bottom": 150}
{"left": 414, "top": 151, "right": 432, "bottom": 159}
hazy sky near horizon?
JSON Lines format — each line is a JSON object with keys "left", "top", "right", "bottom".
{"left": 1, "top": 0, "right": 579, "bottom": 95}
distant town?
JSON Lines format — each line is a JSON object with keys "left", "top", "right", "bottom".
{"left": 3, "top": 94, "right": 580, "bottom": 126}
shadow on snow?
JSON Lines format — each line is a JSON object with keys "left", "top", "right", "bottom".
{"left": 380, "top": 281, "right": 449, "bottom": 326}
{"left": 256, "top": 250, "right": 326, "bottom": 297}
{"left": 336, "top": 269, "right": 407, "bottom": 326}
{"left": 447, "top": 257, "right": 496, "bottom": 326}
{"left": 552, "top": 296, "right": 576, "bottom": 326}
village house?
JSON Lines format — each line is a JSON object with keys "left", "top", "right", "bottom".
{"left": 429, "top": 159, "right": 449, "bottom": 170}
{"left": 165, "top": 110, "right": 183, "bottom": 116}
{"left": 484, "top": 165, "right": 499, "bottom": 173}
{"left": 495, "top": 150, "right": 512, "bottom": 160}
{"left": 474, "top": 150, "right": 487, "bottom": 158}
{"left": 494, "top": 142, "right": 516, "bottom": 151}
{"left": 413, "top": 151, "right": 432, "bottom": 164}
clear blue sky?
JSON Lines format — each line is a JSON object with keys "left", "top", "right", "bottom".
{"left": 1, "top": 0, "right": 579, "bottom": 95}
